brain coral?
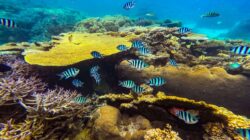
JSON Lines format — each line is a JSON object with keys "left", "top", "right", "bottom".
{"left": 24, "top": 33, "right": 133, "bottom": 66}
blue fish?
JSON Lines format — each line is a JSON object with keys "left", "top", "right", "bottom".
{"left": 127, "top": 59, "right": 149, "bottom": 70}
{"left": 73, "top": 95, "right": 87, "bottom": 104}
{"left": 72, "top": 79, "right": 84, "bottom": 88}
{"left": 236, "top": 129, "right": 250, "bottom": 140}
{"left": 231, "top": 46, "right": 250, "bottom": 55}
{"left": 146, "top": 77, "right": 166, "bottom": 87}
{"left": 90, "top": 66, "right": 101, "bottom": 85}
{"left": 132, "top": 85, "right": 146, "bottom": 94}
{"left": 117, "top": 44, "right": 129, "bottom": 52}
{"left": 119, "top": 80, "right": 135, "bottom": 89}
{"left": 132, "top": 40, "right": 144, "bottom": 49}
{"left": 179, "top": 27, "right": 191, "bottom": 34}
{"left": 137, "top": 47, "right": 151, "bottom": 56}
{"left": 169, "top": 59, "right": 178, "bottom": 67}
{"left": 91, "top": 51, "right": 103, "bottom": 59}
{"left": 123, "top": 1, "right": 135, "bottom": 10}
{"left": 57, "top": 68, "right": 80, "bottom": 80}
{"left": 175, "top": 110, "right": 199, "bottom": 124}
{"left": 0, "top": 18, "right": 16, "bottom": 28}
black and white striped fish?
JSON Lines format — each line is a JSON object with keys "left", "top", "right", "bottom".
{"left": 123, "top": 1, "right": 135, "bottom": 10}
{"left": 90, "top": 66, "right": 101, "bottom": 85}
{"left": 0, "top": 18, "right": 16, "bottom": 28}
{"left": 137, "top": 47, "right": 151, "bottom": 56}
{"left": 119, "top": 80, "right": 135, "bottom": 89}
{"left": 132, "top": 40, "right": 144, "bottom": 49}
{"left": 132, "top": 85, "right": 146, "bottom": 94}
{"left": 175, "top": 110, "right": 199, "bottom": 124}
{"left": 57, "top": 68, "right": 80, "bottom": 80}
{"left": 146, "top": 77, "right": 166, "bottom": 87}
{"left": 117, "top": 44, "right": 129, "bottom": 52}
{"left": 179, "top": 27, "right": 191, "bottom": 34}
{"left": 169, "top": 59, "right": 178, "bottom": 67}
{"left": 72, "top": 79, "right": 84, "bottom": 88}
{"left": 127, "top": 59, "right": 149, "bottom": 70}
{"left": 202, "top": 12, "right": 220, "bottom": 18}
{"left": 230, "top": 46, "right": 250, "bottom": 55}
{"left": 91, "top": 51, "right": 103, "bottom": 59}
{"left": 236, "top": 128, "right": 250, "bottom": 140}
{"left": 73, "top": 95, "right": 87, "bottom": 104}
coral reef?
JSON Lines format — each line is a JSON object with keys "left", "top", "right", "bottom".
{"left": 99, "top": 92, "right": 250, "bottom": 140}
{"left": 0, "top": 55, "right": 97, "bottom": 139}
{"left": 74, "top": 15, "right": 134, "bottom": 33}
{"left": 0, "top": 1, "right": 83, "bottom": 44}
{"left": 24, "top": 32, "right": 135, "bottom": 66}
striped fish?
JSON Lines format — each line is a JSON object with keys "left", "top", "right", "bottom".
{"left": 91, "top": 51, "right": 103, "bottom": 59}
{"left": 179, "top": 27, "right": 191, "bottom": 34}
{"left": 236, "top": 129, "right": 250, "bottom": 140}
{"left": 127, "top": 59, "right": 149, "bottom": 70}
{"left": 169, "top": 59, "right": 178, "bottom": 67}
{"left": 132, "top": 85, "right": 146, "bottom": 94}
{"left": 123, "top": 1, "right": 135, "bottom": 10}
{"left": 117, "top": 44, "right": 129, "bottom": 52}
{"left": 57, "top": 68, "right": 80, "bottom": 80}
{"left": 176, "top": 110, "right": 199, "bottom": 124}
{"left": 90, "top": 66, "right": 101, "bottom": 85}
{"left": 231, "top": 46, "right": 250, "bottom": 55}
{"left": 0, "top": 18, "right": 16, "bottom": 28}
{"left": 72, "top": 79, "right": 84, "bottom": 88}
{"left": 202, "top": 12, "right": 220, "bottom": 18}
{"left": 132, "top": 40, "right": 144, "bottom": 49}
{"left": 146, "top": 77, "right": 166, "bottom": 87}
{"left": 119, "top": 80, "right": 135, "bottom": 89}
{"left": 73, "top": 95, "right": 87, "bottom": 104}
{"left": 137, "top": 47, "right": 151, "bottom": 56}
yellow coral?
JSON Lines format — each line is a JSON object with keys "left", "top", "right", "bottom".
{"left": 24, "top": 33, "right": 133, "bottom": 66}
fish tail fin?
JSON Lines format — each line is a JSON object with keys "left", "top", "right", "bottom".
{"left": 57, "top": 73, "right": 64, "bottom": 80}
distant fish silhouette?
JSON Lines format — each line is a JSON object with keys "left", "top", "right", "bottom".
{"left": 123, "top": 1, "right": 135, "bottom": 10}
{"left": 201, "top": 12, "right": 220, "bottom": 18}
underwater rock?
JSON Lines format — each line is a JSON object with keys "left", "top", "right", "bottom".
{"left": 100, "top": 93, "right": 250, "bottom": 140}
{"left": 116, "top": 61, "right": 250, "bottom": 117}
{"left": 74, "top": 15, "right": 134, "bottom": 33}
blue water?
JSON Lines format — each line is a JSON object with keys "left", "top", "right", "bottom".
{"left": 2, "top": 0, "right": 250, "bottom": 41}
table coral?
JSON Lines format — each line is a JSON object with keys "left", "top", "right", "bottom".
{"left": 24, "top": 33, "right": 133, "bottom": 66}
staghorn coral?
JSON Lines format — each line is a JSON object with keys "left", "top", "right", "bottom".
{"left": 24, "top": 32, "right": 134, "bottom": 66}
{"left": 144, "top": 124, "right": 182, "bottom": 140}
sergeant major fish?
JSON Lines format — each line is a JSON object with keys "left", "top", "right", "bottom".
{"left": 123, "top": 1, "right": 135, "bottom": 10}
{"left": 201, "top": 12, "right": 220, "bottom": 18}
{"left": 132, "top": 85, "right": 146, "bottom": 94}
{"left": 90, "top": 66, "right": 101, "bottom": 85}
{"left": 119, "top": 80, "right": 135, "bottom": 89}
{"left": 0, "top": 18, "right": 17, "bottom": 28}
{"left": 57, "top": 68, "right": 80, "bottom": 80}
{"left": 146, "top": 77, "right": 166, "bottom": 87}
{"left": 169, "top": 107, "right": 199, "bottom": 124}
{"left": 127, "top": 59, "right": 149, "bottom": 70}
{"left": 132, "top": 40, "right": 144, "bottom": 49}
{"left": 117, "top": 44, "right": 129, "bottom": 52}
{"left": 91, "top": 51, "right": 103, "bottom": 59}
{"left": 72, "top": 79, "right": 84, "bottom": 88}
{"left": 73, "top": 95, "right": 87, "bottom": 104}
{"left": 179, "top": 27, "right": 192, "bottom": 34}
{"left": 137, "top": 47, "right": 151, "bottom": 56}
{"left": 230, "top": 46, "right": 250, "bottom": 55}
{"left": 236, "top": 128, "right": 250, "bottom": 140}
